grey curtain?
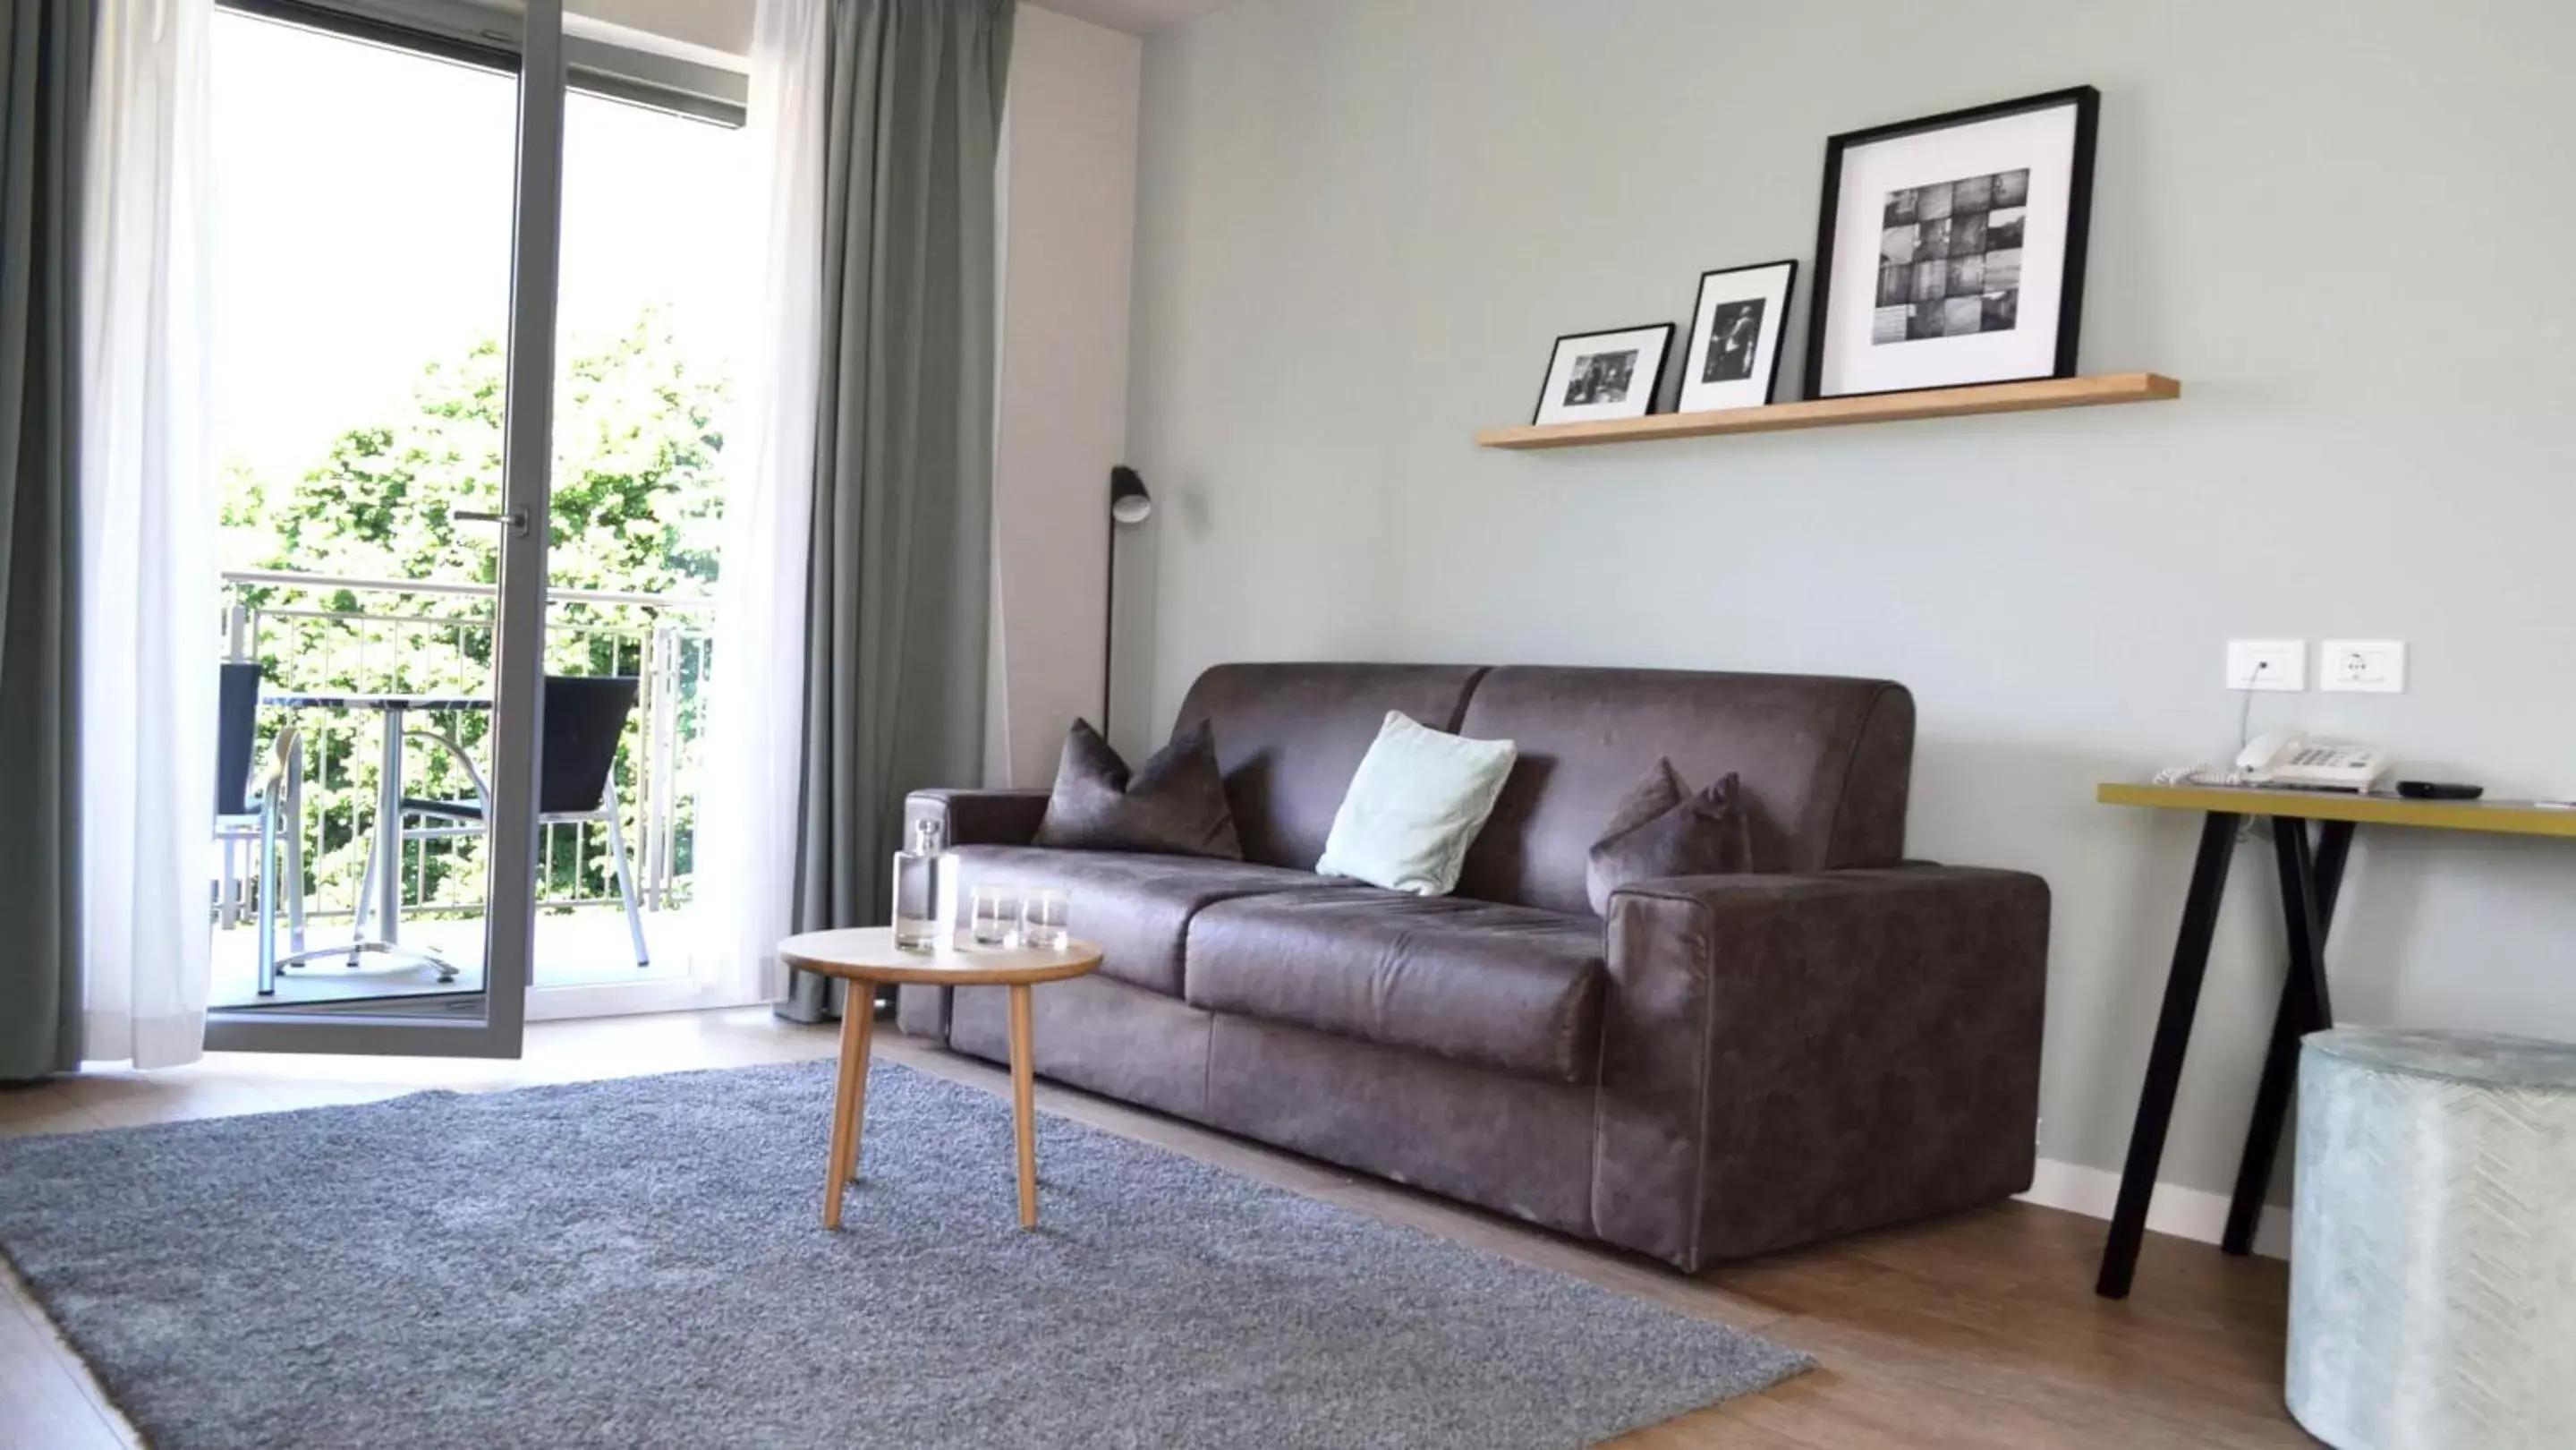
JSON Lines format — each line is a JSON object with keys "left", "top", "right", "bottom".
{"left": 0, "top": 0, "right": 89, "bottom": 1079}
{"left": 782, "top": 0, "right": 1014, "bottom": 1022}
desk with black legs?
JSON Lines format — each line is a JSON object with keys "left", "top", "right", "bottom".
{"left": 2092, "top": 781, "right": 2576, "bottom": 1300}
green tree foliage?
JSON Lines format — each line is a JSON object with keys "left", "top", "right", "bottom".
{"left": 227, "top": 310, "right": 726, "bottom": 595}
{"left": 224, "top": 310, "right": 727, "bottom": 921}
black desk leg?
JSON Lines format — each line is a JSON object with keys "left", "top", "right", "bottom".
{"left": 2219, "top": 818, "right": 2352, "bottom": 1254}
{"left": 2097, "top": 811, "right": 2242, "bottom": 1300}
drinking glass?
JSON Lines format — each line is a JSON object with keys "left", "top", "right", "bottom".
{"left": 1022, "top": 889, "right": 1071, "bottom": 951}
{"left": 969, "top": 884, "right": 1022, "bottom": 948}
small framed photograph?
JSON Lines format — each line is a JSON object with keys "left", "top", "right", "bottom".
{"left": 1531, "top": 322, "right": 1676, "bottom": 427}
{"left": 1804, "top": 86, "right": 2099, "bottom": 399}
{"left": 1677, "top": 260, "right": 1797, "bottom": 413}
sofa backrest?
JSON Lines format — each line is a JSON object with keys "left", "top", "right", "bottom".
{"left": 1452, "top": 667, "right": 1914, "bottom": 915}
{"left": 1169, "top": 661, "right": 1913, "bottom": 904}
{"left": 1170, "top": 662, "right": 1486, "bottom": 870}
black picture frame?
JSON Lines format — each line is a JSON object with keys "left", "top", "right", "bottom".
{"left": 1529, "top": 322, "right": 1678, "bottom": 426}
{"left": 1678, "top": 259, "right": 1798, "bottom": 413}
{"left": 1801, "top": 85, "right": 2099, "bottom": 401}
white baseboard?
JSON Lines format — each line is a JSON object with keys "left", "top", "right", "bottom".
{"left": 524, "top": 976, "right": 764, "bottom": 1022}
{"left": 2019, "top": 1156, "right": 2291, "bottom": 1260}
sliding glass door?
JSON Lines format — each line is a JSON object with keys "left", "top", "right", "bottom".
{"left": 523, "top": 77, "right": 748, "bottom": 1010}
{"left": 201, "top": 0, "right": 568, "bottom": 1056}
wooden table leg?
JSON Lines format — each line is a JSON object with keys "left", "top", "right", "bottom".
{"left": 2097, "top": 811, "right": 2240, "bottom": 1299}
{"left": 821, "top": 986, "right": 875, "bottom": 1230}
{"left": 1008, "top": 983, "right": 1039, "bottom": 1229}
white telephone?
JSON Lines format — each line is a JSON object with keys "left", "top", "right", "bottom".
{"left": 2158, "top": 733, "right": 2391, "bottom": 792}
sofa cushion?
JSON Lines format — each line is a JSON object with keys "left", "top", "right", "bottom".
{"left": 1183, "top": 889, "right": 1606, "bottom": 1084}
{"left": 1314, "top": 712, "right": 1517, "bottom": 896}
{"left": 1032, "top": 718, "right": 1243, "bottom": 859}
{"left": 1169, "top": 662, "right": 1488, "bottom": 872}
{"left": 1586, "top": 762, "right": 1753, "bottom": 916}
{"left": 944, "top": 845, "right": 1316, "bottom": 996}
{"left": 1455, "top": 666, "right": 1914, "bottom": 916}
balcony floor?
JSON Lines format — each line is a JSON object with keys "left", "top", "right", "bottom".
{"left": 209, "top": 904, "right": 697, "bottom": 1011}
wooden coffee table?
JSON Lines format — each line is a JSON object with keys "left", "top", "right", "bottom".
{"left": 777, "top": 926, "right": 1102, "bottom": 1231}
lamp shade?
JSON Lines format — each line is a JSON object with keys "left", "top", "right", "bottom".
{"left": 1109, "top": 465, "right": 1153, "bottom": 525}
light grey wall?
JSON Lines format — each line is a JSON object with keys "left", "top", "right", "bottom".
{"left": 988, "top": 4, "right": 1143, "bottom": 788}
{"left": 1124, "top": 0, "right": 2576, "bottom": 1198}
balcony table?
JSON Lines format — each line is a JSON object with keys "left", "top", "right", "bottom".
{"left": 262, "top": 690, "right": 492, "bottom": 982}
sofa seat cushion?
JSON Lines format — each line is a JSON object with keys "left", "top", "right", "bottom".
{"left": 944, "top": 845, "right": 1317, "bottom": 996}
{"left": 1183, "top": 889, "right": 1606, "bottom": 1084}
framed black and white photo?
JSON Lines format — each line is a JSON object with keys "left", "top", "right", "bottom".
{"left": 1804, "top": 86, "right": 2098, "bottom": 399}
{"left": 1677, "top": 260, "right": 1796, "bottom": 414}
{"left": 1531, "top": 322, "right": 1676, "bottom": 427}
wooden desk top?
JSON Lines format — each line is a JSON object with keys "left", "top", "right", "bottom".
{"left": 778, "top": 926, "right": 1103, "bottom": 985}
{"left": 2098, "top": 781, "right": 2576, "bottom": 840}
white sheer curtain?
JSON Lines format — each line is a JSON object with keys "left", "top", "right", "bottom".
{"left": 78, "top": 0, "right": 215, "bottom": 1067}
{"left": 696, "top": 0, "right": 828, "bottom": 1005}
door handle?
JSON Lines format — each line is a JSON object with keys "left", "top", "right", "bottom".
{"left": 450, "top": 508, "right": 531, "bottom": 536}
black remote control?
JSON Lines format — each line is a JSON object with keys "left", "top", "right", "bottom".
{"left": 2396, "top": 780, "right": 2484, "bottom": 800}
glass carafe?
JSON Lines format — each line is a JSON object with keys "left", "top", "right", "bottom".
{"left": 892, "top": 816, "right": 946, "bottom": 951}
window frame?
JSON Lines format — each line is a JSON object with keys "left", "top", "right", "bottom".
{"left": 218, "top": 0, "right": 747, "bottom": 128}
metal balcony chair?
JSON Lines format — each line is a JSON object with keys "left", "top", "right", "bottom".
{"left": 214, "top": 661, "right": 306, "bottom": 966}
{"left": 355, "top": 675, "right": 650, "bottom": 968}
{"left": 248, "top": 729, "right": 307, "bottom": 995}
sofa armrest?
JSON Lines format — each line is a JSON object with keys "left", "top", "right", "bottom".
{"left": 905, "top": 787, "right": 1050, "bottom": 848}
{"left": 1594, "top": 865, "right": 2049, "bottom": 1270}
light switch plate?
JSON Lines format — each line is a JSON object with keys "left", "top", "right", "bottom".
{"left": 2321, "top": 639, "right": 2405, "bottom": 693}
{"left": 2225, "top": 639, "right": 2306, "bottom": 691}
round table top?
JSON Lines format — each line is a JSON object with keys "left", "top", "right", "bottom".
{"left": 778, "top": 926, "right": 1103, "bottom": 986}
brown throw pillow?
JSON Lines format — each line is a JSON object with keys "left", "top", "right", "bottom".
{"left": 1032, "top": 718, "right": 1244, "bottom": 859}
{"left": 1586, "top": 760, "right": 1753, "bottom": 916}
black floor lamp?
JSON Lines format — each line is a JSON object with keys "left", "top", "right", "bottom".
{"left": 1103, "top": 466, "right": 1152, "bottom": 741}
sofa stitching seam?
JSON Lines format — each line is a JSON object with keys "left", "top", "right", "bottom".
{"left": 1823, "top": 683, "right": 1899, "bottom": 868}
{"left": 1449, "top": 665, "right": 1493, "bottom": 733}
{"left": 1179, "top": 897, "right": 1240, "bottom": 1117}
{"left": 1201, "top": 998, "right": 1215, "bottom": 1120}
{"left": 1688, "top": 893, "right": 1716, "bottom": 1271}
{"left": 1586, "top": 920, "right": 1614, "bottom": 1237}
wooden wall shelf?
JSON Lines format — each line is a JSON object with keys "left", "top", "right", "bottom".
{"left": 1475, "top": 371, "right": 2181, "bottom": 451}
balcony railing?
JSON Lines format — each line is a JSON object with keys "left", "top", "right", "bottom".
{"left": 219, "top": 568, "right": 713, "bottom": 925}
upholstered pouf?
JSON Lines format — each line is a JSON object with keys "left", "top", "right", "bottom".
{"left": 2288, "top": 1028, "right": 2576, "bottom": 1449}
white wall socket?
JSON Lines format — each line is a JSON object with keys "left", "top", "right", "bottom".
{"left": 2225, "top": 639, "right": 2307, "bottom": 691}
{"left": 2321, "top": 639, "right": 2406, "bottom": 693}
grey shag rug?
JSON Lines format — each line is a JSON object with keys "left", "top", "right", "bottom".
{"left": 0, "top": 1057, "right": 1810, "bottom": 1448}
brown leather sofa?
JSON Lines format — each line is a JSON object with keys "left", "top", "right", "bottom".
{"left": 894, "top": 663, "right": 2049, "bottom": 1272}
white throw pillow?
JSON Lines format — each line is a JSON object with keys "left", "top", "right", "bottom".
{"left": 1314, "top": 711, "right": 1518, "bottom": 896}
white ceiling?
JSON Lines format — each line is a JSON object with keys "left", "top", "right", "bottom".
{"left": 1033, "top": 0, "right": 1238, "bottom": 34}
{"left": 565, "top": 0, "right": 1232, "bottom": 58}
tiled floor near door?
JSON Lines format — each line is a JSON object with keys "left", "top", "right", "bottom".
{"left": 1, "top": 1008, "right": 2309, "bottom": 1448}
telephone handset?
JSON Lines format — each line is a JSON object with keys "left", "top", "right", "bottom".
{"left": 2156, "top": 733, "right": 2391, "bottom": 792}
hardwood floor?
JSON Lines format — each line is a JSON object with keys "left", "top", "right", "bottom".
{"left": 0, "top": 1008, "right": 2310, "bottom": 1448}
